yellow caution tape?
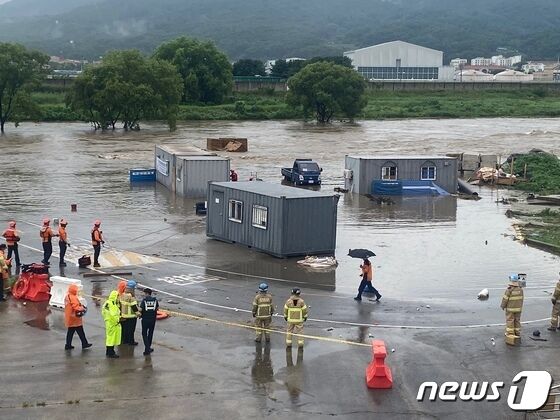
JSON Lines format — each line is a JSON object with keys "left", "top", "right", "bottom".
{"left": 88, "top": 294, "right": 370, "bottom": 348}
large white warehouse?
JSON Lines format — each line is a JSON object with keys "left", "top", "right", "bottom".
{"left": 344, "top": 40, "right": 445, "bottom": 80}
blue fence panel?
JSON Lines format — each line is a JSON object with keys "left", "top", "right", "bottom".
{"left": 129, "top": 168, "right": 156, "bottom": 182}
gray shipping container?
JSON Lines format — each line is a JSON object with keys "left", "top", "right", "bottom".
{"left": 155, "top": 145, "right": 230, "bottom": 197}
{"left": 207, "top": 182, "right": 339, "bottom": 258}
{"left": 344, "top": 155, "right": 458, "bottom": 195}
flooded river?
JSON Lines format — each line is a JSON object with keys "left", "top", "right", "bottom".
{"left": 1, "top": 119, "right": 559, "bottom": 301}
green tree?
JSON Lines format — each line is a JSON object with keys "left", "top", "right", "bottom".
{"left": 153, "top": 37, "right": 232, "bottom": 104}
{"left": 287, "top": 62, "right": 367, "bottom": 123}
{"left": 307, "top": 56, "right": 353, "bottom": 68}
{"left": 233, "top": 59, "right": 265, "bottom": 76}
{"left": 67, "top": 50, "right": 182, "bottom": 130}
{"left": 0, "top": 43, "right": 48, "bottom": 133}
{"left": 270, "top": 59, "right": 306, "bottom": 79}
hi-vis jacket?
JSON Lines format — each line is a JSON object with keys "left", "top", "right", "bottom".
{"left": 102, "top": 290, "right": 122, "bottom": 346}
{"left": 120, "top": 290, "right": 139, "bottom": 319}
{"left": 253, "top": 293, "right": 274, "bottom": 320}
{"left": 284, "top": 296, "right": 308, "bottom": 324}
{"left": 501, "top": 282, "right": 524, "bottom": 313}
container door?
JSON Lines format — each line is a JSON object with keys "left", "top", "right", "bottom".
{"left": 211, "top": 190, "right": 225, "bottom": 236}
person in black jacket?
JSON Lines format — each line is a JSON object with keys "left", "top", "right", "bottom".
{"left": 140, "top": 288, "right": 159, "bottom": 356}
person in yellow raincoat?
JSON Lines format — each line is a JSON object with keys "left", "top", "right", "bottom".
{"left": 102, "top": 290, "right": 122, "bottom": 358}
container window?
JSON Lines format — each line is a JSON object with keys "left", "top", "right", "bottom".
{"left": 381, "top": 166, "right": 397, "bottom": 180}
{"left": 228, "top": 200, "right": 243, "bottom": 223}
{"left": 252, "top": 205, "right": 268, "bottom": 230}
{"left": 421, "top": 166, "right": 436, "bottom": 180}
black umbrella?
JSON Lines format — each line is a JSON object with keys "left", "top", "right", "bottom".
{"left": 348, "top": 248, "right": 376, "bottom": 259}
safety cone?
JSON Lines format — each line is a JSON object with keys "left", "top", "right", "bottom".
{"left": 366, "top": 339, "right": 393, "bottom": 389}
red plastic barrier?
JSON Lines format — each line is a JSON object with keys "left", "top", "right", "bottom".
{"left": 366, "top": 339, "right": 393, "bottom": 389}
{"left": 12, "top": 272, "right": 51, "bottom": 302}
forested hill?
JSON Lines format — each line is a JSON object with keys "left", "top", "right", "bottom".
{"left": 1, "top": 0, "right": 559, "bottom": 61}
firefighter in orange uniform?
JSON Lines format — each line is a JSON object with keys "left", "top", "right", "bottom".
{"left": 40, "top": 218, "right": 57, "bottom": 265}
{"left": 2, "top": 221, "right": 21, "bottom": 267}
{"left": 91, "top": 220, "right": 104, "bottom": 267}
{"left": 58, "top": 219, "right": 69, "bottom": 267}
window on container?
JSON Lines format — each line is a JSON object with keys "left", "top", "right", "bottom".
{"left": 252, "top": 205, "right": 268, "bottom": 230}
{"left": 421, "top": 165, "right": 437, "bottom": 180}
{"left": 228, "top": 200, "right": 243, "bottom": 223}
{"left": 381, "top": 163, "right": 398, "bottom": 180}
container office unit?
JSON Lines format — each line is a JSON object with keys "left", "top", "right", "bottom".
{"left": 344, "top": 155, "right": 458, "bottom": 195}
{"left": 155, "top": 145, "right": 230, "bottom": 197}
{"left": 206, "top": 181, "right": 339, "bottom": 257}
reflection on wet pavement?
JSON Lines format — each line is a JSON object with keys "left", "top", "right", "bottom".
{"left": 285, "top": 347, "right": 304, "bottom": 404}
{"left": 251, "top": 342, "right": 274, "bottom": 389}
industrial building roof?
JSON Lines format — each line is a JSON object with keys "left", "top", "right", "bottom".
{"left": 344, "top": 40, "right": 442, "bottom": 55}
{"left": 347, "top": 155, "right": 456, "bottom": 160}
{"left": 211, "top": 181, "right": 337, "bottom": 199}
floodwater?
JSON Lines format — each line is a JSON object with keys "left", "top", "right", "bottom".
{"left": 1, "top": 119, "right": 559, "bottom": 300}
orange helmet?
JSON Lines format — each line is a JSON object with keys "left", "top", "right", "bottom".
{"left": 42, "top": 218, "right": 50, "bottom": 225}
{"left": 8, "top": 221, "right": 16, "bottom": 228}
{"left": 60, "top": 218, "right": 68, "bottom": 226}
{"left": 94, "top": 220, "right": 101, "bottom": 226}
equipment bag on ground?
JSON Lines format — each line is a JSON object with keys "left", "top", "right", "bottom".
{"left": 78, "top": 255, "right": 91, "bottom": 268}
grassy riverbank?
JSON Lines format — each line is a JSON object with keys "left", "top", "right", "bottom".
{"left": 513, "top": 208, "right": 560, "bottom": 253}
{"left": 29, "top": 88, "right": 560, "bottom": 122}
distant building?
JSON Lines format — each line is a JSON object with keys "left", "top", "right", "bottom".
{"left": 471, "top": 57, "right": 493, "bottom": 66}
{"left": 471, "top": 55, "right": 521, "bottom": 68}
{"left": 522, "top": 62, "right": 545, "bottom": 73}
{"left": 344, "top": 40, "right": 446, "bottom": 80}
{"left": 450, "top": 58, "right": 467, "bottom": 69}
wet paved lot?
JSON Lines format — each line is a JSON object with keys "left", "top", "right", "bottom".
{"left": 1, "top": 119, "right": 560, "bottom": 418}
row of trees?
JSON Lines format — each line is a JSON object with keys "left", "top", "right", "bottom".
{"left": 0, "top": 38, "right": 367, "bottom": 132}
{"left": 232, "top": 56, "right": 352, "bottom": 78}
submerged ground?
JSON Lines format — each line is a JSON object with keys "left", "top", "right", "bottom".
{"left": 1, "top": 119, "right": 560, "bottom": 419}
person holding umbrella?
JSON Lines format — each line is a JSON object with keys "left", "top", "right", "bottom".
{"left": 355, "top": 258, "right": 382, "bottom": 302}
{"left": 348, "top": 249, "right": 381, "bottom": 302}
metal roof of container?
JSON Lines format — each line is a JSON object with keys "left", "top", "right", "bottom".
{"left": 157, "top": 144, "right": 217, "bottom": 156}
{"left": 176, "top": 155, "right": 229, "bottom": 161}
{"left": 347, "top": 155, "right": 456, "bottom": 160}
{"left": 211, "top": 181, "right": 337, "bottom": 199}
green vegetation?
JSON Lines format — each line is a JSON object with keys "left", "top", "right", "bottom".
{"left": 0, "top": 43, "right": 49, "bottom": 133}
{"left": 515, "top": 209, "right": 560, "bottom": 252}
{"left": 25, "top": 88, "right": 560, "bottom": 123}
{"left": 287, "top": 62, "right": 367, "bottom": 122}
{"left": 67, "top": 50, "right": 182, "bottom": 130}
{"left": 153, "top": 37, "right": 232, "bottom": 104}
{"left": 233, "top": 59, "right": 266, "bottom": 77}
{"left": 504, "top": 152, "right": 560, "bottom": 194}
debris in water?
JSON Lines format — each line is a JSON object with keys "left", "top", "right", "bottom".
{"left": 391, "top": 348, "right": 395, "bottom": 353}
{"left": 234, "top": 308, "right": 239, "bottom": 312}
{"left": 478, "top": 289, "right": 489, "bottom": 300}
{"left": 426, "top": 305, "right": 431, "bottom": 309}
{"left": 167, "top": 300, "right": 179, "bottom": 304}
{"left": 326, "top": 327, "right": 334, "bottom": 332}
{"left": 368, "top": 333, "right": 374, "bottom": 338}
{"left": 416, "top": 307, "right": 420, "bottom": 311}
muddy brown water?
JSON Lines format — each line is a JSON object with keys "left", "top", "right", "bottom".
{"left": 1, "top": 119, "right": 559, "bottom": 300}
